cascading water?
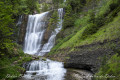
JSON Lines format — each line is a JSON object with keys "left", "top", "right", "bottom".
{"left": 23, "top": 59, "right": 66, "bottom": 80}
{"left": 16, "top": 15, "right": 23, "bottom": 26}
{"left": 64, "top": 0, "right": 66, "bottom": 2}
{"left": 39, "top": 8, "right": 63, "bottom": 56}
{"left": 22, "top": 8, "right": 66, "bottom": 80}
{"left": 24, "top": 8, "right": 63, "bottom": 56}
{"left": 24, "top": 12, "right": 49, "bottom": 55}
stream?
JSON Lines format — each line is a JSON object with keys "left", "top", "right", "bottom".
{"left": 18, "top": 7, "right": 93, "bottom": 80}
{"left": 20, "top": 8, "right": 67, "bottom": 80}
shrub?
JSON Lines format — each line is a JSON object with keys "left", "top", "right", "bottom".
{"left": 63, "top": 4, "right": 74, "bottom": 29}
{"left": 67, "top": 0, "right": 86, "bottom": 13}
{"left": 94, "top": 53, "right": 120, "bottom": 80}
{"left": 48, "top": 10, "right": 59, "bottom": 30}
{"left": 81, "top": 23, "right": 97, "bottom": 39}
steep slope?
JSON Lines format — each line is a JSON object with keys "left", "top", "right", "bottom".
{"left": 47, "top": 0, "right": 120, "bottom": 79}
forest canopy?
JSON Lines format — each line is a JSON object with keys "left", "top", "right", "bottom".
{"left": 0, "top": 0, "right": 40, "bottom": 56}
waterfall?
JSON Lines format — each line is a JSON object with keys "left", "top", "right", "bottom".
{"left": 24, "top": 9, "right": 63, "bottom": 56}
{"left": 64, "top": 0, "right": 66, "bottom": 2}
{"left": 23, "top": 59, "right": 66, "bottom": 80}
{"left": 23, "top": 12, "right": 49, "bottom": 55}
{"left": 16, "top": 15, "right": 23, "bottom": 26}
{"left": 22, "top": 8, "right": 66, "bottom": 80}
{"left": 39, "top": 8, "right": 63, "bottom": 56}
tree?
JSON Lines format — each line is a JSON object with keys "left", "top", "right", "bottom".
{"left": 0, "top": 1, "right": 14, "bottom": 56}
{"left": 25, "top": 0, "right": 40, "bottom": 14}
{"left": 63, "top": 4, "right": 74, "bottom": 29}
{"left": 48, "top": 11, "right": 59, "bottom": 30}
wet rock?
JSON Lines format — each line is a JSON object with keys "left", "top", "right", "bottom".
{"left": 47, "top": 38, "right": 120, "bottom": 73}
{"left": 65, "top": 69, "right": 93, "bottom": 80}
{"left": 18, "top": 15, "right": 28, "bottom": 45}
{"left": 64, "top": 48, "right": 114, "bottom": 73}
{"left": 32, "top": 72, "right": 37, "bottom": 75}
{"left": 42, "top": 27, "right": 52, "bottom": 44}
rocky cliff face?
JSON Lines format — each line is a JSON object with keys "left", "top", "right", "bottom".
{"left": 18, "top": 15, "right": 28, "bottom": 45}
{"left": 46, "top": 38, "right": 120, "bottom": 73}
{"left": 18, "top": 11, "right": 54, "bottom": 46}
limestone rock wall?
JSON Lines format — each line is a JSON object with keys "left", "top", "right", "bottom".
{"left": 18, "top": 15, "right": 28, "bottom": 45}
{"left": 46, "top": 39, "right": 120, "bottom": 73}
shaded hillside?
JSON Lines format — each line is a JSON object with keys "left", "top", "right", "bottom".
{"left": 0, "top": 0, "right": 41, "bottom": 79}
{"left": 47, "top": 0, "right": 120, "bottom": 79}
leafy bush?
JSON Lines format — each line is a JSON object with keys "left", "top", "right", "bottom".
{"left": 94, "top": 54, "right": 120, "bottom": 80}
{"left": 63, "top": 4, "right": 75, "bottom": 29}
{"left": 48, "top": 10, "right": 59, "bottom": 30}
{"left": 81, "top": 23, "right": 97, "bottom": 39}
{"left": 41, "top": 3, "right": 50, "bottom": 12}
{"left": 81, "top": 0, "right": 120, "bottom": 39}
{"left": 67, "top": 0, "right": 86, "bottom": 13}
{"left": 74, "top": 14, "right": 91, "bottom": 27}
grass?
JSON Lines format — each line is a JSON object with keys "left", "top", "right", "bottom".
{"left": 94, "top": 53, "right": 120, "bottom": 80}
{"left": 59, "top": 13, "right": 120, "bottom": 49}
{"left": 48, "top": 0, "right": 120, "bottom": 54}
{"left": 59, "top": 26, "right": 87, "bottom": 48}
{"left": 77, "top": 14, "right": 120, "bottom": 46}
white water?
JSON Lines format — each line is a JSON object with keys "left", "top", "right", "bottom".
{"left": 24, "top": 12, "right": 49, "bottom": 55}
{"left": 64, "top": 0, "right": 66, "bottom": 2}
{"left": 24, "top": 8, "right": 63, "bottom": 56}
{"left": 23, "top": 59, "right": 66, "bottom": 80}
{"left": 39, "top": 8, "right": 63, "bottom": 56}
{"left": 16, "top": 15, "right": 23, "bottom": 26}
{"left": 22, "top": 8, "right": 66, "bottom": 80}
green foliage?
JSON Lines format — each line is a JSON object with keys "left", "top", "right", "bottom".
{"left": 81, "top": 23, "right": 97, "bottom": 39}
{"left": 50, "top": 0, "right": 120, "bottom": 51}
{"left": 96, "top": 0, "right": 120, "bottom": 17}
{"left": 94, "top": 54, "right": 120, "bottom": 80}
{"left": 63, "top": 4, "right": 75, "bottom": 29}
{"left": 52, "top": 0, "right": 63, "bottom": 3}
{"left": 0, "top": 43, "right": 33, "bottom": 79}
{"left": 41, "top": 3, "right": 50, "bottom": 12}
{"left": 0, "top": 0, "right": 40, "bottom": 56}
{"left": 67, "top": 0, "right": 86, "bottom": 13}
{"left": 52, "top": 0, "right": 64, "bottom": 8}
{"left": 0, "top": 0, "right": 40, "bottom": 79}
{"left": 48, "top": 11, "right": 59, "bottom": 30}
{"left": 62, "top": 0, "right": 87, "bottom": 30}
{"left": 74, "top": 14, "right": 90, "bottom": 27}
{"left": 60, "top": 12, "right": 120, "bottom": 48}
{"left": 0, "top": 1, "right": 14, "bottom": 56}
{"left": 74, "top": 0, "right": 120, "bottom": 39}
{"left": 48, "top": 34, "right": 74, "bottom": 55}
{"left": 60, "top": 26, "right": 86, "bottom": 48}
{"left": 25, "top": 0, "right": 40, "bottom": 14}
{"left": 59, "top": 2, "right": 67, "bottom": 8}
